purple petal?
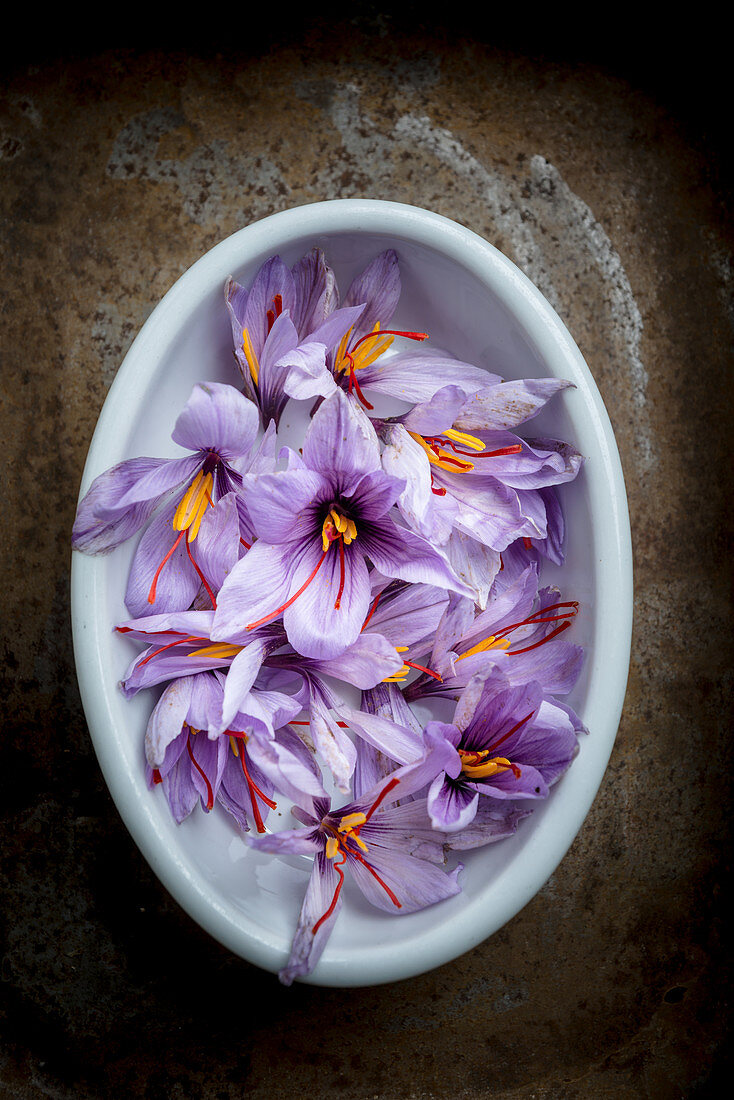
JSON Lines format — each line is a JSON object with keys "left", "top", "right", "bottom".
{"left": 445, "top": 801, "right": 531, "bottom": 850}
{"left": 342, "top": 249, "right": 401, "bottom": 336}
{"left": 124, "top": 500, "right": 201, "bottom": 619}
{"left": 301, "top": 389, "right": 381, "bottom": 494}
{"left": 71, "top": 457, "right": 175, "bottom": 553}
{"left": 171, "top": 381, "right": 259, "bottom": 456}
{"left": 454, "top": 378, "right": 574, "bottom": 431}
{"left": 289, "top": 247, "right": 339, "bottom": 336}
{"left": 211, "top": 541, "right": 294, "bottom": 640}
{"left": 346, "top": 838, "right": 462, "bottom": 915}
{"left": 427, "top": 775, "right": 479, "bottom": 832}
{"left": 239, "top": 468, "right": 328, "bottom": 545}
{"left": 358, "top": 348, "right": 494, "bottom": 403}
{"left": 282, "top": 538, "right": 371, "bottom": 661}
{"left": 277, "top": 850, "right": 343, "bottom": 986}
{"left": 191, "top": 492, "right": 242, "bottom": 595}
{"left": 358, "top": 516, "right": 474, "bottom": 599}
{"left": 145, "top": 676, "right": 194, "bottom": 767}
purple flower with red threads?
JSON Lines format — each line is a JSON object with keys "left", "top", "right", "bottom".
{"left": 424, "top": 670, "right": 581, "bottom": 836}
{"left": 210, "top": 388, "right": 474, "bottom": 661}
{"left": 405, "top": 564, "right": 585, "bottom": 710}
{"left": 378, "top": 382, "right": 583, "bottom": 605}
{"left": 248, "top": 733, "right": 462, "bottom": 984}
{"left": 72, "top": 381, "right": 265, "bottom": 617}
{"left": 144, "top": 670, "right": 326, "bottom": 831}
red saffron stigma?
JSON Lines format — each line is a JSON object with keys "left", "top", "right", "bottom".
{"left": 266, "top": 293, "right": 283, "bottom": 333}
{"left": 361, "top": 591, "right": 382, "bottom": 632}
{"left": 312, "top": 852, "right": 347, "bottom": 934}
{"left": 290, "top": 719, "right": 349, "bottom": 728}
{"left": 364, "top": 776, "right": 400, "bottom": 821}
{"left": 347, "top": 847, "right": 402, "bottom": 908}
{"left": 346, "top": 361, "right": 374, "bottom": 410}
{"left": 148, "top": 529, "right": 186, "bottom": 604}
{"left": 509, "top": 620, "right": 572, "bottom": 655}
{"left": 240, "top": 537, "right": 252, "bottom": 549}
{"left": 440, "top": 439, "right": 524, "bottom": 460}
{"left": 350, "top": 328, "right": 428, "bottom": 352}
{"left": 184, "top": 531, "right": 217, "bottom": 609}
{"left": 334, "top": 538, "right": 346, "bottom": 610}
{"left": 239, "top": 750, "right": 276, "bottom": 833}
{"left": 404, "top": 660, "right": 442, "bottom": 682}
{"left": 486, "top": 710, "right": 535, "bottom": 754}
{"left": 152, "top": 769, "right": 162, "bottom": 785}
{"left": 137, "top": 634, "right": 199, "bottom": 668}
{"left": 246, "top": 551, "right": 328, "bottom": 630}
{"left": 186, "top": 735, "right": 214, "bottom": 811}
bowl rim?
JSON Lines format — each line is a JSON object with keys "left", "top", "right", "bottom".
{"left": 71, "top": 198, "right": 633, "bottom": 986}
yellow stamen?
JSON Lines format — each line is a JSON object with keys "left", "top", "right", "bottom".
{"left": 334, "top": 322, "right": 394, "bottom": 374}
{"left": 338, "top": 812, "right": 367, "bottom": 831}
{"left": 229, "top": 735, "right": 240, "bottom": 757}
{"left": 330, "top": 509, "right": 348, "bottom": 533}
{"left": 325, "top": 836, "right": 339, "bottom": 859}
{"left": 461, "top": 755, "right": 514, "bottom": 779}
{"left": 173, "top": 470, "right": 215, "bottom": 539}
{"left": 456, "top": 635, "right": 511, "bottom": 661}
{"left": 321, "top": 510, "right": 357, "bottom": 552}
{"left": 443, "top": 428, "right": 486, "bottom": 451}
{"left": 407, "top": 432, "right": 474, "bottom": 473}
{"left": 187, "top": 642, "right": 243, "bottom": 661}
{"left": 242, "top": 327, "right": 260, "bottom": 386}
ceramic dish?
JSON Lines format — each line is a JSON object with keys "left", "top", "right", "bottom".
{"left": 70, "top": 198, "right": 632, "bottom": 986}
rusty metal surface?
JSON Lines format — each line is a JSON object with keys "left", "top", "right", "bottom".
{"left": 1, "top": 14, "right": 731, "bottom": 1098}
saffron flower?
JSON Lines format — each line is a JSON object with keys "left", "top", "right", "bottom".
{"left": 378, "top": 383, "right": 583, "bottom": 604}
{"left": 226, "top": 250, "right": 367, "bottom": 427}
{"left": 211, "top": 388, "right": 473, "bottom": 661}
{"left": 405, "top": 564, "right": 585, "bottom": 707}
{"left": 72, "top": 381, "right": 263, "bottom": 617}
{"left": 424, "top": 671, "right": 581, "bottom": 835}
{"left": 248, "top": 735, "right": 463, "bottom": 984}
{"left": 323, "top": 249, "right": 496, "bottom": 411}
{"left": 144, "top": 670, "right": 326, "bottom": 830}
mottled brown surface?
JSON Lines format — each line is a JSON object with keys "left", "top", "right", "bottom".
{"left": 2, "top": 11, "right": 731, "bottom": 1099}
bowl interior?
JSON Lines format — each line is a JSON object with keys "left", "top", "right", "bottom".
{"left": 72, "top": 201, "right": 631, "bottom": 986}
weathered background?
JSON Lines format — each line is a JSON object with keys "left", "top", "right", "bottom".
{"left": 2, "top": 8, "right": 731, "bottom": 1098}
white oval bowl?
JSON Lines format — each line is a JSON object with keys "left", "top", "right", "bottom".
{"left": 71, "top": 199, "right": 632, "bottom": 987}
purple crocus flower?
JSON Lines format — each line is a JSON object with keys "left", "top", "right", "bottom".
{"left": 322, "top": 249, "right": 495, "bottom": 412}
{"left": 248, "top": 734, "right": 463, "bottom": 984}
{"left": 72, "top": 381, "right": 262, "bottom": 617}
{"left": 144, "top": 670, "right": 326, "bottom": 831}
{"left": 225, "top": 250, "right": 367, "bottom": 427}
{"left": 378, "top": 383, "right": 583, "bottom": 605}
{"left": 210, "top": 388, "right": 473, "bottom": 661}
{"left": 405, "top": 564, "right": 584, "bottom": 708}
{"left": 116, "top": 609, "right": 283, "bottom": 745}
{"left": 424, "top": 671, "right": 581, "bottom": 835}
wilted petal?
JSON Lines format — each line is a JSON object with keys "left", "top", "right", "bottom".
{"left": 454, "top": 378, "right": 574, "bottom": 431}
{"left": 278, "top": 850, "right": 342, "bottom": 986}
